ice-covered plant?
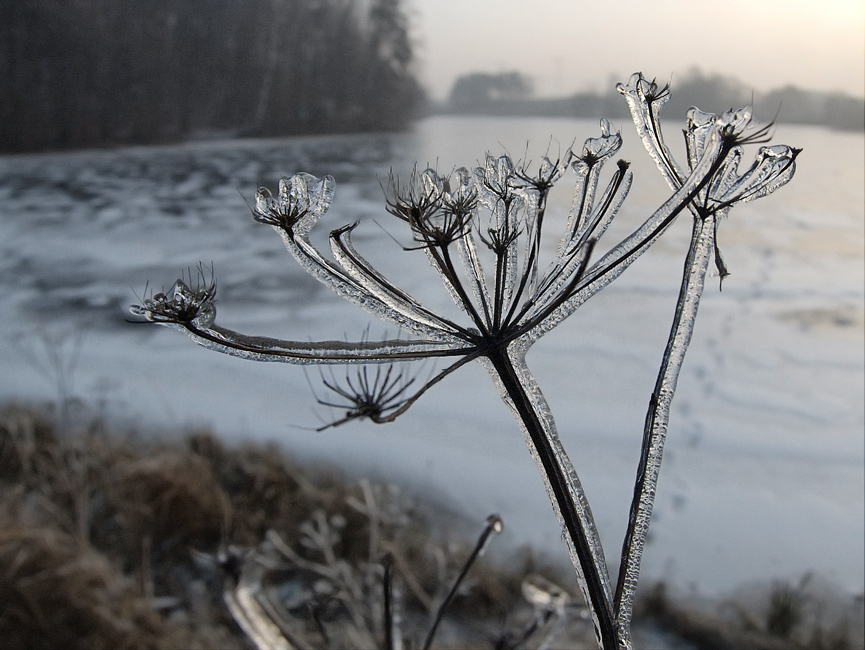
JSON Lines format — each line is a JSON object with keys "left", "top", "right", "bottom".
{"left": 132, "top": 73, "right": 799, "bottom": 649}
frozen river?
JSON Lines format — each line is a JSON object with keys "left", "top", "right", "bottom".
{"left": 1, "top": 115, "right": 862, "bottom": 598}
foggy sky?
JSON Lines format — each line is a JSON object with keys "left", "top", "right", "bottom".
{"left": 408, "top": 0, "right": 865, "bottom": 100}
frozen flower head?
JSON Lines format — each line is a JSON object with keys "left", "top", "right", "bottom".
{"left": 131, "top": 269, "right": 216, "bottom": 328}
{"left": 618, "top": 73, "right": 800, "bottom": 212}
{"left": 253, "top": 173, "right": 335, "bottom": 237}
{"left": 516, "top": 150, "right": 573, "bottom": 194}
{"left": 384, "top": 167, "right": 476, "bottom": 248}
{"left": 694, "top": 114, "right": 801, "bottom": 215}
{"left": 476, "top": 154, "right": 520, "bottom": 200}
{"left": 244, "top": 125, "right": 640, "bottom": 352}
{"left": 578, "top": 118, "right": 621, "bottom": 165}
{"left": 314, "top": 363, "right": 418, "bottom": 430}
{"left": 617, "top": 72, "right": 800, "bottom": 280}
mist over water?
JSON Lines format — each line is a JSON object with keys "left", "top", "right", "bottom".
{"left": 0, "top": 116, "right": 862, "bottom": 596}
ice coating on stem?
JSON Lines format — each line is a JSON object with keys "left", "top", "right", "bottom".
{"left": 617, "top": 74, "right": 684, "bottom": 188}
{"left": 523, "top": 158, "right": 631, "bottom": 327}
{"left": 281, "top": 228, "right": 453, "bottom": 341}
{"left": 456, "top": 230, "right": 494, "bottom": 326}
{"left": 183, "top": 324, "right": 470, "bottom": 365}
{"left": 615, "top": 214, "right": 715, "bottom": 630}
{"left": 480, "top": 346, "right": 621, "bottom": 649}
{"left": 328, "top": 223, "right": 468, "bottom": 341}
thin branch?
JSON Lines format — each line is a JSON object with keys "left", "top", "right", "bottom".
{"left": 182, "top": 324, "right": 475, "bottom": 363}
{"left": 421, "top": 514, "right": 503, "bottom": 650}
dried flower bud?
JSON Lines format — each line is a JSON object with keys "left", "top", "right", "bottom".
{"left": 130, "top": 271, "right": 216, "bottom": 328}
{"left": 253, "top": 173, "right": 335, "bottom": 236}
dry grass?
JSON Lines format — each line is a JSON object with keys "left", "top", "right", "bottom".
{"left": 636, "top": 579, "right": 864, "bottom": 650}
{"left": 1, "top": 403, "right": 861, "bottom": 649}
{"left": 0, "top": 404, "right": 583, "bottom": 649}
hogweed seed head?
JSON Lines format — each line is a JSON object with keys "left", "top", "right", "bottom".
{"left": 578, "top": 120, "right": 622, "bottom": 166}
{"left": 516, "top": 150, "right": 574, "bottom": 194}
{"left": 130, "top": 266, "right": 216, "bottom": 328}
{"left": 315, "top": 363, "right": 418, "bottom": 430}
{"left": 132, "top": 74, "right": 800, "bottom": 650}
{"left": 383, "top": 167, "right": 477, "bottom": 249}
{"left": 253, "top": 173, "right": 335, "bottom": 236}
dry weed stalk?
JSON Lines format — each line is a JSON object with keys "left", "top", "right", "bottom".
{"left": 132, "top": 73, "right": 799, "bottom": 648}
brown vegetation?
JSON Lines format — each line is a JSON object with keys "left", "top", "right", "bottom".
{"left": 0, "top": 404, "right": 571, "bottom": 649}
{"left": 1, "top": 404, "right": 860, "bottom": 649}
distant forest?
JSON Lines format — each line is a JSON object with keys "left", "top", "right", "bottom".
{"left": 442, "top": 70, "right": 865, "bottom": 132}
{"left": 0, "top": 0, "right": 423, "bottom": 153}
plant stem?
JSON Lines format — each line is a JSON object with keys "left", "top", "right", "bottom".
{"left": 485, "top": 347, "right": 622, "bottom": 650}
{"left": 614, "top": 214, "right": 716, "bottom": 628}
{"left": 421, "top": 515, "right": 502, "bottom": 650}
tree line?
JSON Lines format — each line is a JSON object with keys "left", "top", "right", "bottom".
{"left": 0, "top": 0, "right": 423, "bottom": 153}
{"left": 440, "top": 69, "right": 864, "bottom": 131}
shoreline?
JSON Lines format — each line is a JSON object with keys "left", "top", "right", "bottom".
{"left": 2, "top": 401, "right": 862, "bottom": 649}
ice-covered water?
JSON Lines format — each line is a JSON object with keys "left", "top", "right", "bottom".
{"left": 1, "top": 116, "right": 862, "bottom": 598}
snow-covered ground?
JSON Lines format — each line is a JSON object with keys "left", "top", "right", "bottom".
{"left": 1, "top": 116, "right": 862, "bottom": 599}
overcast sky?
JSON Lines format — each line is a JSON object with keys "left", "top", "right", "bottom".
{"left": 407, "top": 0, "right": 865, "bottom": 100}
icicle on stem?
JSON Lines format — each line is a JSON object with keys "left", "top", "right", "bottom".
{"left": 614, "top": 213, "right": 716, "bottom": 629}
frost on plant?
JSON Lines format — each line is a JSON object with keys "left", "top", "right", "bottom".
{"left": 612, "top": 75, "right": 801, "bottom": 637}
{"left": 132, "top": 73, "right": 799, "bottom": 649}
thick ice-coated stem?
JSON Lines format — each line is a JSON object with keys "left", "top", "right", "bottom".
{"left": 614, "top": 214, "right": 715, "bottom": 628}
{"left": 483, "top": 347, "right": 625, "bottom": 650}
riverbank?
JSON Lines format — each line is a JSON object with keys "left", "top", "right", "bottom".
{"left": 2, "top": 403, "right": 861, "bottom": 649}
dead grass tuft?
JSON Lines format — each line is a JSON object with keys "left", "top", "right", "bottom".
{"left": 0, "top": 520, "right": 163, "bottom": 650}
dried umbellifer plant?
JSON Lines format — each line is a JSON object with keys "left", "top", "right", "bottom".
{"left": 132, "top": 73, "right": 799, "bottom": 649}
